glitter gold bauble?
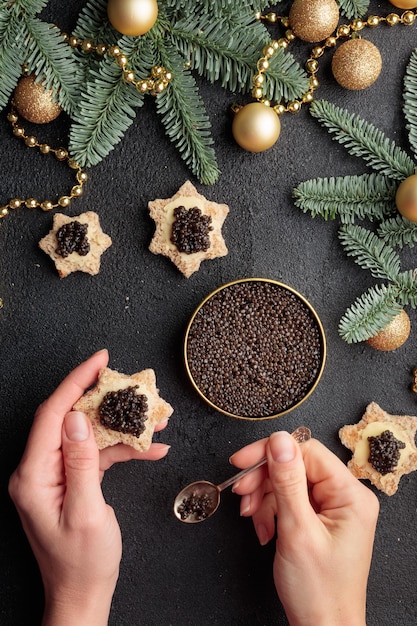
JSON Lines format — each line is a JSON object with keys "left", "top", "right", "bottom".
{"left": 389, "top": 0, "right": 417, "bottom": 8}
{"left": 396, "top": 174, "right": 417, "bottom": 221}
{"left": 107, "top": 0, "right": 158, "bottom": 36}
{"left": 332, "top": 39, "right": 382, "bottom": 90}
{"left": 13, "top": 75, "right": 62, "bottom": 124}
{"left": 289, "top": 0, "right": 339, "bottom": 43}
{"left": 232, "top": 103, "right": 281, "bottom": 152}
{"left": 366, "top": 310, "right": 411, "bottom": 351}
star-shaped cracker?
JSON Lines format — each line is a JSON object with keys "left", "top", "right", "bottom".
{"left": 339, "top": 402, "right": 417, "bottom": 495}
{"left": 39, "top": 211, "right": 112, "bottom": 278}
{"left": 74, "top": 367, "right": 174, "bottom": 452}
{"left": 148, "top": 180, "right": 229, "bottom": 277}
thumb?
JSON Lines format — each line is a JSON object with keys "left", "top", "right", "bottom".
{"left": 61, "top": 411, "right": 104, "bottom": 515}
{"left": 266, "top": 431, "right": 312, "bottom": 534}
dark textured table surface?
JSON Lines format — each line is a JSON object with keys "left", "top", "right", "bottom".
{"left": 2, "top": 1, "right": 417, "bottom": 624}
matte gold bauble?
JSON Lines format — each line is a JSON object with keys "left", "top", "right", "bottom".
{"left": 366, "top": 310, "right": 411, "bottom": 351}
{"left": 289, "top": 0, "right": 339, "bottom": 43}
{"left": 107, "top": 0, "right": 158, "bottom": 36}
{"left": 13, "top": 75, "right": 61, "bottom": 124}
{"left": 396, "top": 174, "right": 417, "bottom": 221}
{"left": 232, "top": 103, "right": 281, "bottom": 152}
{"left": 388, "top": 0, "right": 417, "bottom": 8}
{"left": 332, "top": 39, "right": 382, "bottom": 90}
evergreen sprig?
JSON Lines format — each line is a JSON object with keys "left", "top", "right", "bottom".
{"left": 293, "top": 49, "right": 417, "bottom": 344}
{"left": 338, "top": 0, "right": 370, "bottom": 19}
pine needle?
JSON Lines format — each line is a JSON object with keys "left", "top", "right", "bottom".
{"left": 403, "top": 48, "right": 417, "bottom": 160}
{"left": 378, "top": 215, "right": 417, "bottom": 249}
{"left": 0, "top": 14, "right": 24, "bottom": 110}
{"left": 338, "top": 0, "right": 370, "bottom": 19}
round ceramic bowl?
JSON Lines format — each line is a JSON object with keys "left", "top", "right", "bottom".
{"left": 184, "top": 278, "right": 326, "bottom": 420}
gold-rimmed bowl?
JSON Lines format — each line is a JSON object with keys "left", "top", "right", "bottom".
{"left": 184, "top": 278, "right": 326, "bottom": 421}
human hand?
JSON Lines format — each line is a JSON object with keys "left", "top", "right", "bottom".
{"left": 230, "top": 432, "right": 379, "bottom": 626}
{"left": 8, "top": 349, "right": 170, "bottom": 626}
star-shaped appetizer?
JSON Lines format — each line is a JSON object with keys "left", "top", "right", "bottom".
{"left": 39, "top": 211, "right": 112, "bottom": 278}
{"left": 148, "top": 180, "right": 229, "bottom": 277}
{"left": 74, "top": 367, "right": 174, "bottom": 452}
{"left": 339, "top": 402, "right": 417, "bottom": 495}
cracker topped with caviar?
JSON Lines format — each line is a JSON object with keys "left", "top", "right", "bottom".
{"left": 39, "top": 211, "right": 112, "bottom": 278}
{"left": 148, "top": 180, "right": 229, "bottom": 277}
{"left": 339, "top": 402, "right": 417, "bottom": 495}
{"left": 74, "top": 367, "right": 173, "bottom": 451}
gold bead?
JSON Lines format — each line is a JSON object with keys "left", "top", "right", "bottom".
{"left": 337, "top": 24, "right": 351, "bottom": 37}
{"left": 367, "top": 15, "right": 380, "bottom": 27}
{"left": 273, "top": 103, "right": 286, "bottom": 115}
{"left": 81, "top": 39, "right": 94, "bottom": 52}
{"left": 311, "top": 46, "right": 324, "bottom": 58}
{"left": 163, "top": 71, "right": 173, "bottom": 82}
{"left": 13, "top": 125, "right": 24, "bottom": 137}
{"left": 153, "top": 80, "right": 166, "bottom": 94}
{"left": 108, "top": 45, "right": 121, "bottom": 57}
{"left": 39, "top": 143, "right": 51, "bottom": 154}
{"left": 58, "top": 196, "right": 71, "bottom": 207}
{"left": 309, "top": 76, "right": 319, "bottom": 89}
{"left": 265, "top": 12, "right": 277, "bottom": 23}
{"left": 325, "top": 36, "right": 337, "bottom": 47}
{"left": 306, "top": 59, "right": 319, "bottom": 73}
{"left": 71, "top": 185, "right": 84, "bottom": 197}
{"left": 257, "top": 58, "right": 269, "bottom": 72}
{"left": 288, "top": 100, "right": 301, "bottom": 113}
{"left": 253, "top": 74, "right": 265, "bottom": 87}
{"left": 123, "top": 70, "right": 135, "bottom": 83}
{"left": 40, "top": 200, "right": 54, "bottom": 211}
{"left": 116, "top": 54, "right": 128, "bottom": 67}
{"left": 68, "top": 158, "right": 80, "bottom": 169}
{"left": 25, "top": 198, "right": 38, "bottom": 209}
{"left": 251, "top": 86, "right": 264, "bottom": 99}
{"left": 7, "top": 112, "right": 18, "bottom": 124}
{"left": 285, "top": 29, "right": 296, "bottom": 41}
{"left": 55, "top": 148, "right": 68, "bottom": 160}
{"left": 262, "top": 45, "right": 276, "bottom": 58}
{"left": 0, "top": 207, "right": 9, "bottom": 218}
{"left": 387, "top": 13, "right": 401, "bottom": 26}
{"left": 25, "top": 135, "right": 37, "bottom": 147}
{"left": 9, "top": 198, "right": 22, "bottom": 209}
{"left": 77, "top": 171, "right": 88, "bottom": 184}
{"left": 137, "top": 80, "right": 149, "bottom": 93}
{"left": 270, "top": 40, "right": 280, "bottom": 50}
{"left": 280, "top": 17, "right": 290, "bottom": 28}
{"left": 302, "top": 91, "right": 314, "bottom": 103}
{"left": 61, "top": 32, "right": 69, "bottom": 43}
{"left": 96, "top": 43, "right": 107, "bottom": 55}
{"left": 69, "top": 36, "right": 80, "bottom": 47}
{"left": 351, "top": 19, "right": 365, "bottom": 31}
{"left": 277, "top": 38, "right": 289, "bottom": 49}
{"left": 151, "top": 65, "right": 164, "bottom": 77}
{"left": 402, "top": 10, "right": 416, "bottom": 24}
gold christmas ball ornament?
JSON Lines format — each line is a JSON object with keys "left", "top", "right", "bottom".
{"left": 289, "top": 0, "right": 339, "bottom": 43}
{"left": 366, "top": 310, "right": 411, "bottom": 351}
{"left": 332, "top": 39, "right": 382, "bottom": 90}
{"left": 107, "top": 0, "right": 158, "bottom": 36}
{"left": 389, "top": 0, "right": 417, "bottom": 8}
{"left": 13, "top": 75, "right": 62, "bottom": 124}
{"left": 232, "top": 103, "right": 281, "bottom": 152}
{"left": 395, "top": 173, "right": 417, "bottom": 221}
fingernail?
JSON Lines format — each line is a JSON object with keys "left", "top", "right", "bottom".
{"left": 255, "top": 523, "right": 269, "bottom": 546}
{"left": 64, "top": 411, "right": 90, "bottom": 442}
{"left": 240, "top": 494, "right": 251, "bottom": 516}
{"left": 269, "top": 431, "right": 296, "bottom": 463}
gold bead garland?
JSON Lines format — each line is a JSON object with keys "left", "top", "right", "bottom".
{"left": 232, "top": 7, "right": 417, "bottom": 150}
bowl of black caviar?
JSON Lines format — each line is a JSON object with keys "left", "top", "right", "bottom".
{"left": 184, "top": 278, "right": 326, "bottom": 420}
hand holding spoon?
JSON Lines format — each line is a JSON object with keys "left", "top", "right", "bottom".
{"left": 173, "top": 426, "right": 311, "bottom": 523}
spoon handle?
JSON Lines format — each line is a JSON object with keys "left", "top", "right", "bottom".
{"left": 216, "top": 426, "right": 311, "bottom": 493}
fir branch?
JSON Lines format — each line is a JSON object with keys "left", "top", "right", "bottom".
{"left": 22, "top": 18, "right": 80, "bottom": 116}
{"left": 163, "top": 0, "right": 273, "bottom": 18}
{"left": 337, "top": 0, "right": 369, "bottom": 19}
{"left": 0, "top": 14, "right": 25, "bottom": 111}
{"left": 156, "top": 44, "right": 220, "bottom": 185}
{"left": 264, "top": 47, "right": 309, "bottom": 103}
{"left": 309, "top": 99, "right": 416, "bottom": 180}
{"left": 8, "top": 0, "right": 48, "bottom": 14}
{"left": 377, "top": 214, "right": 417, "bottom": 249}
{"left": 338, "top": 224, "right": 401, "bottom": 282}
{"left": 293, "top": 173, "right": 396, "bottom": 224}
{"left": 170, "top": 13, "right": 269, "bottom": 94}
{"left": 403, "top": 48, "right": 417, "bottom": 161}
{"left": 338, "top": 283, "right": 401, "bottom": 343}
{"left": 395, "top": 269, "right": 417, "bottom": 308}
{"left": 69, "top": 56, "right": 144, "bottom": 166}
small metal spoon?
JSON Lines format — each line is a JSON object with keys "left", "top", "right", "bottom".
{"left": 173, "top": 426, "right": 311, "bottom": 524}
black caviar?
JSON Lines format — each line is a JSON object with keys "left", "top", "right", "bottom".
{"left": 56, "top": 220, "right": 90, "bottom": 258}
{"left": 177, "top": 492, "right": 214, "bottom": 521}
{"left": 368, "top": 429, "right": 406, "bottom": 475}
{"left": 186, "top": 281, "right": 323, "bottom": 418}
{"left": 99, "top": 385, "right": 148, "bottom": 437}
{"left": 171, "top": 205, "right": 213, "bottom": 254}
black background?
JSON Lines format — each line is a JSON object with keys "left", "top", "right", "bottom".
{"left": 2, "top": 1, "right": 417, "bottom": 624}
